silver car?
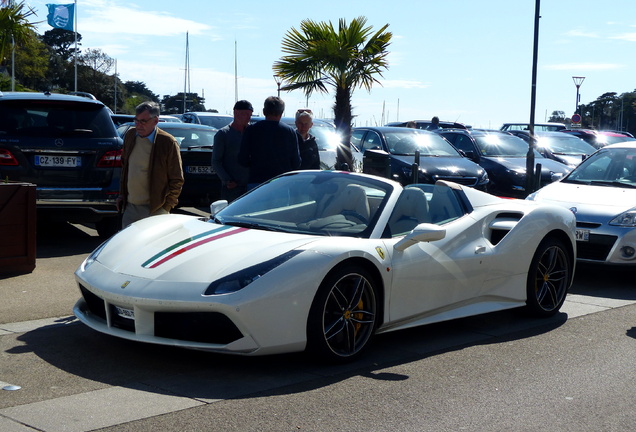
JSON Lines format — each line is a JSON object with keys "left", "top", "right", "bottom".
{"left": 527, "top": 142, "right": 636, "bottom": 265}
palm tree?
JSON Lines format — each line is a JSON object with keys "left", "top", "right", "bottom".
{"left": 0, "top": 1, "right": 39, "bottom": 70}
{"left": 273, "top": 17, "right": 392, "bottom": 169}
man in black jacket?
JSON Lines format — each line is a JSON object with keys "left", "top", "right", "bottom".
{"left": 238, "top": 96, "right": 301, "bottom": 189}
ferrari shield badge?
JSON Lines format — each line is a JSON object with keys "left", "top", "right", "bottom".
{"left": 375, "top": 246, "right": 385, "bottom": 260}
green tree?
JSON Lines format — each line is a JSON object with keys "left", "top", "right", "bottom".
{"left": 548, "top": 110, "right": 567, "bottom": 123}
{"left": 76, "top": 48, "right": 115, "bottom": 102}
{"left": 41, "top": 28, "right": 80, "bottom": 62}
{"left": 273, "top": 17, "right": 392, "bottom": 169}
{"left": 161, "top": 92, "right": 206, "bottom": 114}
{"left": 0, "top": 0, "right": 39, "bottom": 68}
{"left": 13, "top": 28, "right": 49, "bottom": 89}
{"left": 124, "top": 81, "right": 159, "bottom": 101}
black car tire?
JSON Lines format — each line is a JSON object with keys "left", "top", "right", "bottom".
{"left": 306, "top": 264, "right": 378, "bottom": 363}
{"left": 525, "top": 237, "right": 571, "bottom": 317}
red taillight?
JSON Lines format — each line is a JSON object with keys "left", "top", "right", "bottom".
{"left": 97, "top": 149, "right": 122, "bottom": 167}
{"left": 0, "top": 149, "right": 18, "bottom": 166}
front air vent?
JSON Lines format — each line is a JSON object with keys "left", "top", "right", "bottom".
{"left": 488, "top": 212, "right": 523, "bottom": 245}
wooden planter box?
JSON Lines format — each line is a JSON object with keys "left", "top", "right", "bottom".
{"left": 0, "top": 182, "right": 36, "bottom": 274}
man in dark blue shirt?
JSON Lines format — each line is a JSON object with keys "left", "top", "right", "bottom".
{"left": 239, "top": 96, "right": 301, "bottom": 189}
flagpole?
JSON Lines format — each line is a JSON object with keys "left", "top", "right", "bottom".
{"left": 74, "top": 0, "right": 78, "bottom": 92}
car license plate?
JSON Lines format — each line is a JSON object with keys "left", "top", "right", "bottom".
{"left": 187, "top": 166, "right": 213, "bottom": 174}
{"left": 575, "top": 229, "right": 590, "bottom": 241}
{"left": 35, "top": 155, "right": 81, "bottom": 167}
{"left": 114, "top": 305, "right": 134, "bottom": 320}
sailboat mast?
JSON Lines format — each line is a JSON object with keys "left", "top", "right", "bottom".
{"left": 183, "top": 32, "right": 190, "bottom": 113}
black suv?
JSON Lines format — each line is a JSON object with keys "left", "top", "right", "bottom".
{"left": 0, "top": 92, "right": 123, "bottom": 237}
{"left": 438, "top": 129, "right": 570, "bottom": 198}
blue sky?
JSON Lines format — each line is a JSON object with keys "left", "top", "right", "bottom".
{"left": 24, "top": 0, "right": 636, "bottom": 128}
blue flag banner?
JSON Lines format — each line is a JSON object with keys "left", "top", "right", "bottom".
{"left": 46, "top": 3, "right": 75, "bottom": 31}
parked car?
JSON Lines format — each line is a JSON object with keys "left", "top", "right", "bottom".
{"left": 560, "top": 129, "right": 636, "bottom": 149}
{"left": 250, "top": 116, "right": 363, "bottom": 171}
{"left": 117, "top": 122, "right": 219, "bottom": 207}
{"left": 501, "top": 122, "right": 566, "bottom": 132}
{"left": 527, "top": 142, "right": 636, "bottom": 265}
{"left": 385, "top": 120, "right": 469, "bottom": 130}
{"left": 110, "top": 114, "right": 135, "bottom": 127}
{"left": 159, "top": 115, "right": 182, "bottom": 123}
{"left": 74, "top": 170, "right": 575, "bottom": 362}
{"left": 438, "top": 129, "right": 570, "bottom": 198}
{"left": 181, "top": 112, "right": 233, "bottom": 129}
{"left": 509, "top": 130, "right": 596, "bottom": 168}
{"left": 0, "top": 91, "right": 123, "bottom": 237}
{"left": 352, "top": 126, "right": 489, "bottom": 188}
{"left": 112, "top": 114, "right": 183, "bottom": 127}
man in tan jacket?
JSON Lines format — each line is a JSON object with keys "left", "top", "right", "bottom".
{"left": 117, "top": 101, "right": 184, "bottom": 228}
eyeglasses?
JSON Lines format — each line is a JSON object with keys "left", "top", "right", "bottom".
{"left": 296, "top": 109, "right": 313, "bottom": 114}
{"left": 134, "top": 116, "right": 156, "bottom": 125}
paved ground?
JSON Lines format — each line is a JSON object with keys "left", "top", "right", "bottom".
{"left": 1, "top": 216, "right": 635, "bottom": 431}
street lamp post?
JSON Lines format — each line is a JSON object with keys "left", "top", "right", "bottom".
{"left": 273, "top": 75, "right": 281, "bottom": 97}
{"left": 525, "top": 0, "right": 541, "bottom": 195}
{"left": 572, "top": 76, "right": 585, "bottom": 114}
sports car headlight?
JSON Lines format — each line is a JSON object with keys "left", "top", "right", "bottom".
{"left": 81, "top": 240, "right": 110, "bottom": 271}
{"left": 610, "top": 209, "right": 636, "bottom": 227}
{"left": 204, "top": 250, "right": 302, "bottom": 295}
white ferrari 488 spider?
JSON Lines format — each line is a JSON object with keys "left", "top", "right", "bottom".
{"left": 75, "top": 170, "right": 576, "bottom": 362}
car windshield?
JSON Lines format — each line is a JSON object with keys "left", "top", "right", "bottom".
{"left": 596, "top": 135, "right": 636, "bottom": 146}
{"left": 564, "top": 147, "right": 636, "bottom": 188}
{"left": 474, "top": 133, "right": 542, "bottom": 157}
{"left": 385, "top": 130, "right": 460, "bottom": 156}
{"left": 213, "top": 171, "right": 394, "bottom": 237}
{"left": 162, "top": 127, "right": 217, "bottom": 149}
{"left": 536, "top": 135, "right": 595, "bottom": 154}
{"left": 309, "top": 126, "right": 343, "bottom": 151}
{"left": 198, "top": 116, "right": 233, "bottom": 129}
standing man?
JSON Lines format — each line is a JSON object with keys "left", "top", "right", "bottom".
{"left": 117, "top": 101, "right": 184, "bottom": 228}
{"left": 211, "top": 100, "right": 253, "bottom": 202}
{"left": 238, "top": 96, "right": 300, "bottom": 189}
{"left": 295, "top": 108, "right": 320, "bottom": 170}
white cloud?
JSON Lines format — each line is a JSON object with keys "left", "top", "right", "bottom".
{"left": 565, "top": 29, "right": 599, "bottom": 38}
{"left": 611, "top": 33, "right": 636, "bottom": 42}
{"left": 78, "top": 0, "right": 212, "bottom": 37}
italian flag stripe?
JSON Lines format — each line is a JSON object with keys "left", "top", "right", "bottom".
{"left": 142, "top": 226, "right": 247, "bottom": 268}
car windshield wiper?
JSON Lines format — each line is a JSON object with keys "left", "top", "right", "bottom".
{"left": 223, "top": 220, "right": 287, "bottom": 232}
{"left": 589, "top": 180, "right": 636, "bottom": 188}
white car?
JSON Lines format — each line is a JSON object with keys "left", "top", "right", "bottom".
{"left": 75, "top": 170, "right": 576, "bottom": 362}
{"left": 528, "top": 142, "right": 636, "bottom": 265}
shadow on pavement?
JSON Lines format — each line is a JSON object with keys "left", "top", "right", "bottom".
{"left": 6, "top": 307, "right": 568, "bottom": 406}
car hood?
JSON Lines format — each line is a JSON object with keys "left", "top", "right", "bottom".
{"left": 552, "top": 154, "right": 586, "bottom": 168}
{"left": 93, "top": 215, "right": 319, "bottom": 282}
{"left": 392, "top": 155, "right": 482, "bottom": 175}
{"left": 531, "top": 181, "right": 636, "bottom": 214}
{"left": 483, "top": 157, "right": 570, "bottom": 174}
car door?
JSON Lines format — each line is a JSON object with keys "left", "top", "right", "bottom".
{"left": 353, "top": 129, "right": 386, "bottom": 153}
{"left": 385, "top": 183, "right": 494, "bottom": 324}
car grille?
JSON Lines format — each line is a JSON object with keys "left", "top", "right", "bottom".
{"left": 434, "top": 176, "right": 478, "bottom": 187}
{"left": 79, "top": 284, "right": 243, "bottom": 345}
{"left": 155, "top": 312, "right": 243, "bottom": 344}
{"left": 577, "top": 234, "right": 618, "bottom": 261}
{"left": 79, "top": 284, "right": 106, "bottom": 320}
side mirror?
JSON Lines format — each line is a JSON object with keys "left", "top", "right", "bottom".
{"left": 463, "top": 150, "right": 477, "bottom": 161}
{"left": 210, "top": 200, "right": 228, "bottom": 217}
{"left": 394, "top": 223, "right": 446, "bottom": 251}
